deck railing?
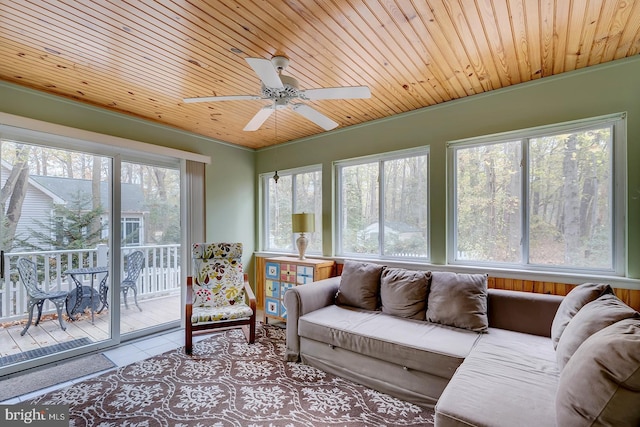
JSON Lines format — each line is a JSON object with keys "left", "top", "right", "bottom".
{"left": 0, "top": 244, "right": 181, "bottom": 321}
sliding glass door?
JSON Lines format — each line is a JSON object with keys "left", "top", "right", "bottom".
{"left": 0, "top": 139, "right": 116, "bottom": 374}
{"left": 0, "top": 124, "right": 189, "bottom": 377}
{"left": 119, "top": 161, "right": 181, "bottom": 337}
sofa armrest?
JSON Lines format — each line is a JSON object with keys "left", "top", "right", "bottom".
{"left": 284, "top": 276, "right": 341, "bottom": 362}
{"left": 488, "top": 288, "right": 563, "bottom": 337}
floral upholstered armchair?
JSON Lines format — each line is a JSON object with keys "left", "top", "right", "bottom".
{"left": 185, "top": 242, "right": 256, "bottom": 354}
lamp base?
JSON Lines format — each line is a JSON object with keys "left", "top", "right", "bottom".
{"left": 296, "top": 233, "right": 309, "bottom": 260}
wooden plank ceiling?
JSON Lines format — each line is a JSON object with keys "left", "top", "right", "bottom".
{"left": 1, "top": 1, "right": 639, "bottom": 149}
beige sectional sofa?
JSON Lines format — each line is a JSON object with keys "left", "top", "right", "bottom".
{"left": 284, "top": 260, "right": 640, "bottom": 427}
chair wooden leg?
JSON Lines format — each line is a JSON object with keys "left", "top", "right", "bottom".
{"left": 242, "top": 316, "right": 256, "bottom": 344}
{"left": 185, "top": 323, "right": 193, "bottom": 354}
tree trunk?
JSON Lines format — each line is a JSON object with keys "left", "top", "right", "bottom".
{"left": 562, "top": 134, "right": 581, "bottom": 264}
{"left": 90, "top": 156, "right": 102, "bottom": 240}
{"left": 1, "top": 145, "right": 31, "bottom": 246}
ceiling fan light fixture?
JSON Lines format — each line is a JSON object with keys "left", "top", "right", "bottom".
{"left": 271, "top": 55, "right": 290, "bottom": 72}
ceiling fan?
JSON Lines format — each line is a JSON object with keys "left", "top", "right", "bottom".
{"left": 183, "top": 56, "right": 371, "bottom": 131}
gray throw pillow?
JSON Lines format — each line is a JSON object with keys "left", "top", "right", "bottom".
{"left": 335, "top": 260, "right": 384, "bottom": 311}
{"left": 556, "top": 293, "right": 639, "bottom": 370}
{"left": 556, "top": 318, "right": 640, "bottom": 427}
{"left": 380, "top": 268, "right": 431, "bottom": 320}
{"left": 550, "top": 282, "right": 613, "bottom": 349}
{"left": 426, "top": 272, "right": 488, "bottom": 332}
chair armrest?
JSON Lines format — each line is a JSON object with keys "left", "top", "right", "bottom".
{"left": 488, "top": 288, "right": 563, "bottom": 337}
{"left": 186, "top": 276, "right": 194, "bottom": 324}
{"left": 243, "top": 273, "right": 257, "bottom": 313}
{"left": 284, "top": 276, "right": 340, "bottom": 362}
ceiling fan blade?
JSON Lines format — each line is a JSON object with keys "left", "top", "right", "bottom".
{"left": 245, "top": 58, "right": 284, "bottom": 89}
{"left": 243, "top": 105, "right": 275, "bottom": 131}
{"left": 183, "top": 95, "right": 261, "bottom": 103}
{"left": 301, "top": 86, "right": 371, "bottom": 100}
{"left": 291, "top": 104, "right": 339, "bottom": 130}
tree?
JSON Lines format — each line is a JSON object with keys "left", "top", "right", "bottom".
{"left": 16, "top": 192, "right": 106, "bottom": 252}
{"left": 1, "top": 144, "right": 31, "bottom": 246}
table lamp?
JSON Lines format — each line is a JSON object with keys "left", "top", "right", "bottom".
{"left": 292, "top": 213, "right": 315, "bottom": 259}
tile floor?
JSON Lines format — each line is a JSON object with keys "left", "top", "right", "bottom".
{"left": 0, "top": 328, "right": 209, "bottom": 405}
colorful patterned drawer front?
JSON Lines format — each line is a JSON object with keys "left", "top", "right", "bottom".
{"left": 280, "top": 282, "right": 294, "bottom": 299}
{"left": 280, "top": 263, "right": 297, "bottom": 283}
{"left": 280, "top": 298, "right": 288, "bottom": 318}
{"left": 266, "top": 280, "right": 280, "bottom": 298}
{"left": 265, "top": 262, "right": 280, "bottom": 279}
{"left": 265, "top": 298, "right": 280, "bottom": 317}
{"left": 297, "top": 265, "right": 315, "bottom": 284}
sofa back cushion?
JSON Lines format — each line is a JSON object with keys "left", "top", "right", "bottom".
{"left": 556, "top": 318, "right": 640, "bottom": 427}
{"left": 380, "top": 268, "right": 430, "bottom": 320}
{"left": 550, "top": 282, "right": 613, "bottom": 349}
{"left": 335, "top": 260, "right": 384, "bottom": 311}
{"left": 556, "top": 293, "right": 639, "bottom": 370}
{"left": 427, "top": 272, "right": 488, "bottom": 332}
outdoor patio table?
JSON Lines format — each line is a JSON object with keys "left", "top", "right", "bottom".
{"left": 65, "top": 266, "right": 109, "bottom": 324}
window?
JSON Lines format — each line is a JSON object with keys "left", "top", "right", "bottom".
{"left": 336, "top": 147, "right": 429, "bottom": 259}
{"left": 261, "top": 166, "right": 322, "bottom": 254}
{"left": 449, "top": 113, "right": 625, "bottom": 274}
{"left": 121, "top": 217, "right": 141, "bottom": 246}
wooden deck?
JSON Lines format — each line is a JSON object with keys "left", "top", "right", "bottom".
{"left": 0, "top": 293, "right": 181, "bottom": 362}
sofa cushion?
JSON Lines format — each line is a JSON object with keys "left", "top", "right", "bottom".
{"left": 380, "top": 267, "right": 430, "bottom": 320}
{"left": 556, "top": 318, "right": 640, "bottom": 427}
{"left": 556, "top": 294, "right": 639, "bottom": 370}
{"left": 426, "top": 272, "right": 488, "bottom": 332}
{"left": 550, "top": 282, "right": 613, "bottom": 349}
{"left": 335, "top": 260, "right": 384, "bottom": 311}
{"left": 298, "top": 304, "right": 481, "bottom": 379}
{"left": 435, "top": 329, "right": 558, "bottom": 427}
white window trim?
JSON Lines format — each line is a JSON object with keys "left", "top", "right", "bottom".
{"left": 447, "top": 112, "right": 626, "bottom": 276}
{"left": 335, "top": 146, "right": 430, "bottom": 260}
{"left": 260, "top": 164, "right": 322, "bottom": 253}
{"left": 0, "top": 112, "right": 211, "bottom": 165}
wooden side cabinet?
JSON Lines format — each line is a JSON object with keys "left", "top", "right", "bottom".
{"left": 264, "top": 256, "right": 335, "bottom": 323}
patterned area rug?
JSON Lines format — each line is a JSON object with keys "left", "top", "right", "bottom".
{"left": 27, "top": 325, "right": 435, "bottom": 426}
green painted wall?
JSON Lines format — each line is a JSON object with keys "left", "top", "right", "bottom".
{"left": 256, "top": 56, "right": 640, "bottom": 279}
{"left": 0, "top": 81, "right": 256, "bottom": 277}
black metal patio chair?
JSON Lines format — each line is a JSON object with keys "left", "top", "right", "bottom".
{"left": 121, "top": 250, "right": 144, "bottom": 311}
{"left": 17, "top": 257, "right": 68, "bottom": 336}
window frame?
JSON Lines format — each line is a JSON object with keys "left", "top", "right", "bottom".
{"left": 260, "top": 164, "right": 322, "bottom": 254}
{"left": 335, "top": 146, "right": 430, "bottom": 261}
{"left": 121, "top": 217, "right": 142, "bottom": 246}
{"left": 447, "top": 113, "right": 626, "bottom": 275}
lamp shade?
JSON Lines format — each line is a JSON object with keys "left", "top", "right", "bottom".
{"left": 292, "top": 213, "right": 315, "bottom": 233}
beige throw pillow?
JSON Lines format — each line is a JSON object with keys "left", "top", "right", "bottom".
{"left": 550, "top": 282, "right": 613, "bottom": 349}
{"left": 556, "top": 294, "right": 639, "bottom": 370}
{"left": 426, "top": 272, "right": 488, "bottom": 332}
{"left": 556, "top": 318, "right": 640, "bottom": 427}
{"left": 335, "top": 260, "right": 384, "bottom": 311}
{"left": 380, "top": 268, "right": 430, "bottom": 320}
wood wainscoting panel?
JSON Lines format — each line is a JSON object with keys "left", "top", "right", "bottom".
{"left": 257, "top": 258, "right": 640, "bottom": 312}
{"left": 255, "top": 256, "right": 266, "bottom": 310}
{"left": 490, "top": 277, "right": 640, "bottom": 311}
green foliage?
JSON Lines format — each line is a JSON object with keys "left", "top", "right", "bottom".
{"left": 16, "top": 192, "right": 106, "bottom": 251}
{"left": 455, "top": 125, "right": 613, "bottom": 268}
